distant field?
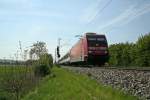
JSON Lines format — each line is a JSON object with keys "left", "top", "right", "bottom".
{"left": 0, "top": 65, "right": 32, "bottom": 73}
{"left": 22, "top": 67, "right": 137, "bottom": 100}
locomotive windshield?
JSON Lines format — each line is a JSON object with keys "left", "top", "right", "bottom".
{"left": 87, "top": 35, "right": 107, "bottom": 46}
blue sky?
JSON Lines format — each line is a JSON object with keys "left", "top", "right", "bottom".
{"left": 0, "top": 0, "right": 150, "bottom": 59}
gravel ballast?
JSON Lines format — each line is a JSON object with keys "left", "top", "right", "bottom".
{"left": 63, "top": 66, "right": 150, "bottom": 100}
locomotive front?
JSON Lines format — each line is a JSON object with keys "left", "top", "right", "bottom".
{"left": 86, "top": 33, "right": 109, "bottom": 65}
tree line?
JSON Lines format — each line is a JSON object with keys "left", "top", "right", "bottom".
{"left": 108, "top": 33, "right": 150, "bottom": 67}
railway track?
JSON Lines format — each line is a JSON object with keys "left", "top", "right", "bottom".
{"left": 96, "top": 66, "right": 150, "bottom": 72}
{"left": 64, "top": 65, "right": 150, "bottom": 72}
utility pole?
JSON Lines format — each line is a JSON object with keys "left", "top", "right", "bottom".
{"left": 58, "top": 38, "right": 61, "bottom": 48}
{"left": 19, "top": 41, "right": 22, "bottom": 53}
{"left": 24, "top": 49, "right": 28, "bottom": 61}
{"left": 19, "top": 41, "right": 23, "bottom": 60}
{"left": 54, "top": 48, "right": 57, "bottom": 64}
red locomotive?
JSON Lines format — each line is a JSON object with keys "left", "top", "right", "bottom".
{"left": 59, "top": 32, "right": 109, "bottom": 66}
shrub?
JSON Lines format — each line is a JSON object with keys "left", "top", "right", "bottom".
{"left": 34, "top": 53, "right": 53, "bottom": 77}
{"left": 0, "top": 92, "right": 11, "bottom": 100}
{"left": 34, "top": 64, "right": 51, "bottom": 77}
{"left": 136, "top": 33, "right": 150, "bottom": 66}
{"left": 39, "top": 53, "right": 53, "bottom": 68}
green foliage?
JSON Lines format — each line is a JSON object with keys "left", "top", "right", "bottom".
{"left": 29, "top": 41, "right": 48, "bottom": 59}
{"left": 34, "top": 53, "right": 53, "bottom": 77}
{"left": 34, "top": 64, "right": 51, "bottom": 77}
{"left": 29, "top": 41, "right": 53, "bottom": 77}
{"left": 109, "top": 33, "right": 150, "bottom": 67}
{"left": 39, "top": 53, "right": 53, "bottom": 68}
{"left": 136, "top": 33, "right": 150, "bottom": 66}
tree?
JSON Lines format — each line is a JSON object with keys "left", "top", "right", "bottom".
{"left": 39, "top": 53, "right": 53, "bottom": 67}
{"left": 109, "top": 43, "right": 135, "bottom": 67}
{"left": 109, "top": 33, "right": 150, "bottom": 67}
{"left": 29, "top": 41, "right": 48, "bottom": 60}
{"left": 136, "top": 33, "right": 150, "bottom": 66}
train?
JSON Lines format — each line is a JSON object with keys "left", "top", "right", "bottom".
{"left": 58, "top": 32, "right": 109, "bottom": 66}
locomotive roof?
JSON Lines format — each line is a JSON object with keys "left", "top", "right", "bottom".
{"left": 85, "top": 32, "right": 105, "bottom": 36}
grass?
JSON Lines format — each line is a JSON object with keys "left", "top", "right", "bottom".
{"left": 22, "top": 67, "right": 137, "bottom": 100}
{"left": 0, "top": 65, "right": 36, "bottom": 100}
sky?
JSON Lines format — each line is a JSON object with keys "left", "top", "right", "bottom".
{"left": 0, "top": 0, "right": 150, "bottom": 60}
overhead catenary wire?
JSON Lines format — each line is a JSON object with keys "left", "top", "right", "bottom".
{"left": 102, "top": 0, "right": 147, "bottom": 33}
{"left": 89, "top": 0, "right": 113, "bottom": 24}
{"left": 96, "top": 0, "right": 112, "bottom": 17}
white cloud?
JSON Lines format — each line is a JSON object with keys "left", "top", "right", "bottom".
{"left": 98, "top": 3, "right": 150, "bottom": 30}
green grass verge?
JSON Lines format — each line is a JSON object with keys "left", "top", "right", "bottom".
{"left": 22, "top": 67, "right": 137, "bottom": 100}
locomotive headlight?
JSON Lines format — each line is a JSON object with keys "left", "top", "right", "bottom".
{"left": 88, "top": 51, "right": 92, "bottom": 53}
{"left": 104, "top": 51, "right": 108, "bottom": 54}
